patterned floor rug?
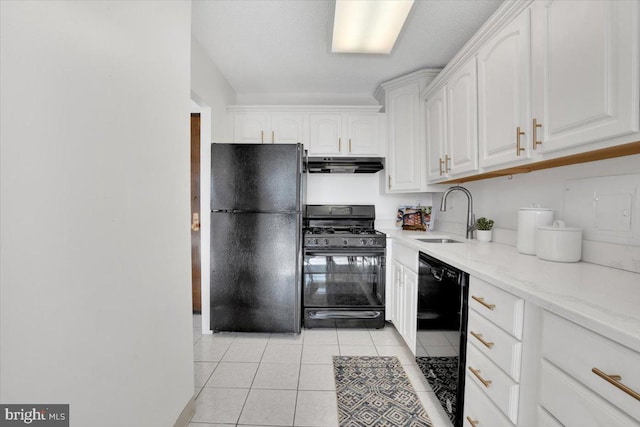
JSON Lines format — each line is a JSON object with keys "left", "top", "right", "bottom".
{"left": 415, "top": 356, "right": 459, "bottom": 424}
{"left": 333, "top": 356, "right": 433, "bottom": 427}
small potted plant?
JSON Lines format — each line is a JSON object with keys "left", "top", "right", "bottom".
{"left": 475, "top": 217, "right": 494, "bottom": 242}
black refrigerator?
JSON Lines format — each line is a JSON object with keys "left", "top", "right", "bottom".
{"left": 210, "top": 143, "right": 303, "bottom": 333}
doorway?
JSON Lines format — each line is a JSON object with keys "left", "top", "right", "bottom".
{"left": 191, "top": 113, "right": 201, "bottom": 313}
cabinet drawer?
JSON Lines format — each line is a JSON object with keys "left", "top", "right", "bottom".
{"left": 392, "top": 241, "right": 418, "bottom": 272}
{"left": 466, "top": 343, "right": 520, "bottom": 423}
{"left": 540, "top": 359, "right": 638, "bottom": 426}
{"left": 469, "top": 277, "right": 524, "bottom": 339}
{"left": 463, "top": 375, "right": 513, "bottom": 427}
{"left": 542, "top": 311, "right": 640, "bottom": 420}
{"left": 468, "top": 309, "right": 522, "bottom": 381}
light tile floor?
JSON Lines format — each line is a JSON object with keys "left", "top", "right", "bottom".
{"left": 190, "top": 315, "right": 454, "bottom": 427}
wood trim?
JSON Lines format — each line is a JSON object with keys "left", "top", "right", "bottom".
{"left": 173, "top": 396, "right": 195, "bottom": 427}
{"left": 439, "top": 141, "right": 640, "bottom": 184}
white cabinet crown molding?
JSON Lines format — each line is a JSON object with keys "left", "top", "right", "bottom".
{"left": 226, "top": 105, "right": 382, "bottom": 113}
{"left": 423, "top": 0, "right": 532, "bottom": 98}
{"left": 376, "top": 68, "right": 442, "bottom": 96}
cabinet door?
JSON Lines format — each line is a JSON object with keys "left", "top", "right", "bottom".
{"left": 270, "top": 113, "right": 304, "bottom": 144}
{"left": 425, "top": 87, "right": 447, "bottom": 182}
{"left": 402, "top": 268, "right": 418, "bottom": 355}
{"left": 447, "top": 58, "right": 479, "bottom": 176}
{"left": 532, "top": 0, "right": 639, "bottom": 153}
{"left": 233, "top": 112, "right": 268, "bottom": 144}
{"left": 308, "top": 113, "right": 342, "bottom": 155}
{"left": 478, "top": 9, "right": 532, "bottom": 168}
{"left": 346, "top": 114, "right": 380, "bottom": 155}
{"left": 389, "top": 260, "right": 402, "bottom": 328}
{"left": 387, "top": 82, "right": 424, "bottom": 191}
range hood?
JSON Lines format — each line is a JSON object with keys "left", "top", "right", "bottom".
{"left": 305, "top": 157, "right": 384, "bottom": 173}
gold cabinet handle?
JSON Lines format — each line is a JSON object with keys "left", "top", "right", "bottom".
{"left": 445, "top": 154, "right": 451, "bottom": 172}
{"left": 469, "top": 366, "right": 492, "bottom": 388}
{"left": 592, "top": 368, "right": 640, "bottom": 401}
{"left": 439, "top": 158, "right": 444, "bottom": 176}
{"left": 516, "top": 126, "right": 525, "bottom": 156}
{"left": 349, "top": 138, "right": 352, "bottom": 153}
{"left": 533, "top": 118, "right": 542, "bottom": 149}
{"left": 339, "top": 137, "right": 341, "bottom": 152}
{"left": 272, "top": 130, "right": 275, "bottom": 144}
{"left": 471, "top": 295, "right": 496, "bottom": 311}
{"left": 261, "top": 130, "right": 264, "bottom": 144}
{"left": 191, "top": 213, "right": 200, "bottom": 231}
{"left": 466, "top": 416, "right": 479, "bottom": 426}
{"left": 470, "top": 331, "right": 494, "bottom": 349}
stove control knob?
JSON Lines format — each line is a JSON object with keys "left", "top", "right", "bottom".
{"left": 360, "top": 239, "right": 367, "bottom": 245}
{"left": 343, "top": 239, "right": 348, "bottom": 246}
{"left": 323, "top": 239, "right": 330, "bottom": 246}
{"left": 369, "top": 239, "right": 376, "bottom": 246}
{"left": 313, "top": 239, "right": 319, "bottom": 245}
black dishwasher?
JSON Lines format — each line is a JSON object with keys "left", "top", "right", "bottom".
{"left": 416, "top": 252, "right": 468, "bottom": 427}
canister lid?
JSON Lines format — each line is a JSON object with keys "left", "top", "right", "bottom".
{"left": 537, "top": 220, "right": 581, "bottom": 232}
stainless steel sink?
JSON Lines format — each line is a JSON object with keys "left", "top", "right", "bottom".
{"left": 415, "top": 238, "right": 463, "bottom": 243}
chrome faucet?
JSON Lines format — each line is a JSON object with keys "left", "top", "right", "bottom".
{"left": 440, "top": 186, "right": 475, "bottom": 239}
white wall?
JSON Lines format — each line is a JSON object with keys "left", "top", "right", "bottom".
{"left": 0, "top": 2, "right": 193, "bottom": 426}
{"left": 191, "top": 34, "right": 237, "bottom": 333}
{"left": 191, "top": 37, "right": 237, "bottom": 143}
{"left": 306, "top": 173, "right": 432, "bottom": 229}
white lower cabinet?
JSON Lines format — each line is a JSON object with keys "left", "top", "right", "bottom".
{"left": 540, "top": 311, "right": 640, "bottom": 424}
{"left": 466, "top": 276, "right": 527, "bottom": 426}
{"left": 539, "top": 360, "right": 639, "bottom": 427}
{"left": 464, "top": 374, "right": 514, "bottom": 427}
{"left": 389, "top": 240, "right": 418, "bottom": 354}
{"left": 466, "top": 344, "right": 520, "bottom": 423}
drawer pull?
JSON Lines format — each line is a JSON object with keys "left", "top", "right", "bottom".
{"left": 592, "top": 367, "right": 640, "bottom": 401}
{"left": 469, "top": 366, "right": 492, "bottom": 388}
{"left": 466, "top": 416, "right": 479, "bottom": 426}
{"left": 471, "top": 295, "right": 496, "bottom": 311}
{"left": 470, "top": 331, "right": 494, "bottom": 349}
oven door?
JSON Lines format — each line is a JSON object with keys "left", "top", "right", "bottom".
{"left": 303, "top": 250, "right": 385, "bottom": 327}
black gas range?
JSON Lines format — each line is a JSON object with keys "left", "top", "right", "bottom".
{"left": 302, "top": 205, "right": 386, "bottom": 328}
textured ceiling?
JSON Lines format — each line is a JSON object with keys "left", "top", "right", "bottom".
{"left": 192, "top": 0, "right": 502, "bottom": 98}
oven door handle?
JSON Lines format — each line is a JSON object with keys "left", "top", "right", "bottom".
{"left": 308, "top": 310, "right": 383, "bottom": 320}
{"left": 305, "top": 251, "right": 385, "bottom": 257}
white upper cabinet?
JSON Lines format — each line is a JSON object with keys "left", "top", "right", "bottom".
{"left": 425, "top": 86, "right": 447, "bottom": 182}
{"left": 425, "top": 59, "right": 479, "bottom": 183}
{"left": 308, "top": 113, "right": 342, "bottom": 154}
{"left": 233, "top": 111, "right": 303, "bottom": 144}
{"left": 477, "top": 8, "right": 532, "bottom": 169}
{"left": 233, "top": 112, "right": 269, "bottom": 144}
{"left": 531, "top": 0, "right": 639, "bottom": 154}
{"left": 346, "top": 114, "right": 380, "bottom": 155}
{"left": 447, "top": 59, "right": 479, "bottom": 175}
{"left": 270, "top": 113, "right": 304, "bottom": 144}
{"left": 387, "top": 82, "right": 423, "bottom": 191}
{"left": 307, "top": 112, "right": 381, "bottom": 156}
{"left": 380, "top": 70, "right": 440, "bottom": 193}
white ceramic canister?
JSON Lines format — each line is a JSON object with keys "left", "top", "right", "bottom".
{"left": 536, "top": 220, "right": 583, "bottom": 262}
{"left": 517, "top": 207, "right": 554, "bottom": 255}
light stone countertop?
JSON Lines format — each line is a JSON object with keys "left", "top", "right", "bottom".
{"left": 382, "top": 228, "right": 640, "bottom": 353}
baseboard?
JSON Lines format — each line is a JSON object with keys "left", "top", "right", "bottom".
{"left": 173, "top": 396, "right": 195, "bottom": 427}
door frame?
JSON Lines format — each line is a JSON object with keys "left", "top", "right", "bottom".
{"left": 190, "top": 99, "right": 212, "bottom": 334}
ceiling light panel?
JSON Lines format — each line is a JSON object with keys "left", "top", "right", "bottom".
{"left": 332, "top": 0, "right": 414, "bottom": 54}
